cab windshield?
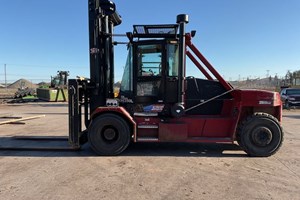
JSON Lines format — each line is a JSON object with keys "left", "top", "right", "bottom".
{"left": 286, "top": 89, "right": 300, "bottom": 95}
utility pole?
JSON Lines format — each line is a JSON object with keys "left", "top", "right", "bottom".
{"left": 4, "top": 64, "right": 7, "bottom": 90}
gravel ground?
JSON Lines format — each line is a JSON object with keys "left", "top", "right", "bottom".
{"left": 0, "top": 102, "right": 299, "bottom": 200}
{"left": 0, "top": 89, "right": 16, "bottom": 104}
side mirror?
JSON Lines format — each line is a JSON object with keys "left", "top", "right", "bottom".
{"left": 126, "top": 32, "right": 133, "bottom": 43}
{"left": 191, "top": 30, "right": 196, "bottom": 37}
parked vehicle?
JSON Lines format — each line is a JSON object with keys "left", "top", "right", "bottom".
{"left": 280, "top": 88, "right": 300, "bottom": 109}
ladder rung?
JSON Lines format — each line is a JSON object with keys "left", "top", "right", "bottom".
{"left": 137, "top": 137, "right": 159, "bottom": 142}
{"left": 138, "top": 125, "right": 158, "bottom": 129}
{"left": 134, "top": 112, "right": 158, "bottom": 117}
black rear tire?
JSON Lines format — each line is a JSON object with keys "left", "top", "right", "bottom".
{"left": 239, "top": 113, "right": 283, "bottom": 157}
{"left": 88, "top": 113, "right": 131, "bottom": 156}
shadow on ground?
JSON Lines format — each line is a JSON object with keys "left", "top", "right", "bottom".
{"left": 24, "top": 112, "right": 68, "bottom": 115}
{"left": 5, "top": 102, "right": 67, "bottom": 107}
{"left": 283, "top": 114, "right": 300, "bottom": 119}
{"left": 0, "top": 137, "right": 246, "bottom": 158}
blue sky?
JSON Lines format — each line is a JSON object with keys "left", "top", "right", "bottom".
{"left": 0, "top": 0, "right": 299, "bottom": 83}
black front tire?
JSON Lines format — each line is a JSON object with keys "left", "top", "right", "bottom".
{"left": 239, "top": 113, "right": 283, "bottom": 157}
{"left": 88, "top": 113, "right": 131, "bottom": 156}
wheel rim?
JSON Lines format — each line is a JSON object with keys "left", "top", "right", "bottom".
{"left": 251, "top": 127, "right": 273, "bottom": 147}
{"left": 102, "top": 127, "right": 118, "bottom": 142}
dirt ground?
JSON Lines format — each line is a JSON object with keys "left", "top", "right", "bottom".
{"left": 0, "top": 102, "right": 299, "bottom": 200}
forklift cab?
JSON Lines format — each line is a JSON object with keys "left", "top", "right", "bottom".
{"left": 120, "top": 24, "right": 184, "bottom": 115}
{"left": 120, "top": 39, "right": 180, "bottom": 104}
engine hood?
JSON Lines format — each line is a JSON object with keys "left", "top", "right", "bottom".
{"left": 237, "top": 89, "right": 281, "bottom": 107}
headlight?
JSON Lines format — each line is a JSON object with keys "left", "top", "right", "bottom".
{"left": 288, "top": 97, "right": 295, "bottom": 101}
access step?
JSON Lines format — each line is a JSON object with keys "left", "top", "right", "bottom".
{"left": 137, "top": 125, "right": 158, "bottom": 129}
{"left": 137, "top": 137, "right": 159, "bottom": 142}
{"left": 134, "top": 112, "right": 158, "bottom": 117}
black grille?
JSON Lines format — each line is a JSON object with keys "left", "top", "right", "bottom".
{"left": 294, "top": 97, "right": 300, "bottom": 101}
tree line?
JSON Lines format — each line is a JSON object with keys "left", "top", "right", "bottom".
{"left": 285, "top": 70, "right": 300, "bottom": 86}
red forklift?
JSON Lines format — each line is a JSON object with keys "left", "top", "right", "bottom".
{"left": 67, "top": 0, "right": 283, "bottom": 156}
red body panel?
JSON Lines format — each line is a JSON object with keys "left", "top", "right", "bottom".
{"left": 239, "top": 89, "right": 281, "bottom": 107}
{"left": 135, "top": 116, "right": 236, "bottom": 142}
{"left": 234, "top": 89, "right": 282, "bottom": 123}
{"left": 133, "top": 89, "right": 281, "bottom": 143}
{"left": 90, "top": 88, "right": 282, "bottom": 144}
{"left": 91, "top": 106, "right": 133, "bottom": 120}
{"left": 202, "top": 118, "right": 235, "bottom": 137}
{"left": 159, "top": 123, "right": 188, "bottom": 141}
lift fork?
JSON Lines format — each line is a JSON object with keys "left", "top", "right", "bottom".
{"left": 0, "top": 136, "right": 80, "bottom": 151}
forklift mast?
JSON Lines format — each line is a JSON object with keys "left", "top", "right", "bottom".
{"left": 88, "top": 0, "right": 121, "bottom": 111}
{"left": 68, "top": 0, "right": 121, "bottom": 148}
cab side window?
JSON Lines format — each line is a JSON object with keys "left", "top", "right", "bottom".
{"left": 167, "top": 44, "right": 179, "bottom": 77}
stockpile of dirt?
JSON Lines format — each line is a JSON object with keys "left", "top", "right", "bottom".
{"left": 37, "top": 82, "right": 50, "bottom": 88}
{"left": 7, "top": 79, "right": 38, "bottom": 89}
